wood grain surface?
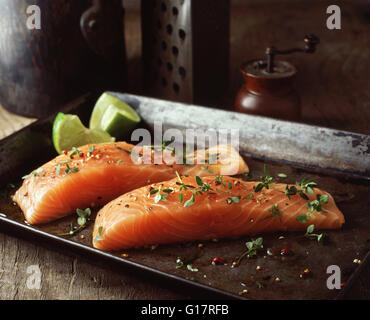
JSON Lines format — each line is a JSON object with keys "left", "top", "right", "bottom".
{"left": 0, "top": 1, "right": 369, "bottom": 300}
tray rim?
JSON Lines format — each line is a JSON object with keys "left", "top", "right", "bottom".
{"left": 0, "top": 92, "right": 368, "bottom": 300}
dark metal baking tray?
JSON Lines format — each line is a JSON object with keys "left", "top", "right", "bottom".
{"left": 0, "top": 92, "right": 369, "bottom": 300}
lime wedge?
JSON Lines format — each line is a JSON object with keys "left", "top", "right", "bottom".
{"left": 89, "top": 92, "right": 140, "bottom": 139}
{"left": 53, "top": 112, "right": 115, "bottom": 154}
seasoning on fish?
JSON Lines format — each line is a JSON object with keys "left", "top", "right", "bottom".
{"left": 92, "top": 175, "right": 344, "bottom": 251}
{"left": 13, "top": 142, "right": 248, "bottom": 224}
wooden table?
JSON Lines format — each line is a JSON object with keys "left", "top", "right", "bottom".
{"left": 0, "top": 1, "right": 369, "bottom": 300}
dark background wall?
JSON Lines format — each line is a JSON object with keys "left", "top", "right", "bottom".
{"left": 123, "top": 0, "right": 370, "bottom": 134}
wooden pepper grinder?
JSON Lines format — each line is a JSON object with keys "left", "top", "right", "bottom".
{"left": 235, "top": 35, "right": 319, "bottom": 121}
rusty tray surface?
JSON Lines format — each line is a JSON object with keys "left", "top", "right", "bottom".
{"left": 0, "top": 92, "right": 369, "bottom": 300}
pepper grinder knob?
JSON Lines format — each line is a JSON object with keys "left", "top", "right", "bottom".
{"left": 266, "top": 34, "right": 320, "bottom": 73}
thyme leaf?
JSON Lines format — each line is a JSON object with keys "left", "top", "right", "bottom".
{"left": 236, "top": 237, "right": 264, "bottom": 265}
{"left": 263, "top": 204, "right": 282, "bottom": 221}
{"left": 58, "top": 208, "right": 91, "bottom": 236}
{"left": 304, "top": 224, "right": 329, "bottom": 243}
{"left": 253, "top": 164, "right": 274, "bottom": 192}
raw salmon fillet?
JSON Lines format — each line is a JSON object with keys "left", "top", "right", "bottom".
{"left": 92, "top": 175, "right": 344, "bottom": 251}
{"left": 13, "top": 142, "right": 248, "bottom": 224}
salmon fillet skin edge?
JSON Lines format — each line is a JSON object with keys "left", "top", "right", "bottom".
{"left": 92, "top": 175, "right": 345, "bottom": 251}
{"left": 13, "top": 142, "right": 248, "bottom": 224}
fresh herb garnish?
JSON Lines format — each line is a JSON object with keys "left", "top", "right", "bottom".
{"left": 306, "top": 194, "right": 329, "bottom": 213}
{"left": 64, "top": 164, "right": 79, "bottom": 174}
{"left": 242, "top": 193, "right": 254, "bottom": 200}
{"left": 296, "top": 194, "right": 328, "bottom": 224}
{"left": 184, "top": 193, "right": 195, "bottom": 207}
{"left": 296, "top": 213, "right": 310, "bottom": 224}
{"left": 117, "top": 147, "right": 141, "bottom": 159}
{"left": 58, "top": 208, "right": 91, "bottom": 236}
{"left": 94, "top": 226, "right": 103, "bottom": 244}
{"left": 202, "top": 165, "right": 214, "bottom": 174}
{"left": 183, "top": 176, "right": 214, "bottom": 208}
{"left": 22, "top": 167, "right": 44, "bottom": 179}
{"left": 235, "top": 237, "right": 264, "bottom": 265}
{"left": 284, "top": 185, "right": 298, "bottom": 199}
{"left": 304, "top": 224, "right": 329, "bottom": 242}
{"left": 296, "top": 178, "right": 317, "bottom": 200}
{"left": 175, "top": 171, "right": 195, "bottom": 192}
{"left": 176, "top": 255, "right": 199, "bottom": 272}
{"left": 215, "top": 175, "right": 226, "bottom": 188}
{"left": 150, "top": 185, "right": 173, "bottom": 203}
{"left": 254, "top": 164, "right": 274, "bottom": 192}
{"left": 283, "top": 178, "right": 317, "bottom": 200}
{"left": 263, "top": 204, "right": 282, "bottom": 221}
{"left": 226, "top": 196, "right": 240, "bottom": 204}
{"left": 277, "top": 173, "right": 287, "bottom": 178}
{"left": 70, "top": 147, "right": 81, "bottom": 158}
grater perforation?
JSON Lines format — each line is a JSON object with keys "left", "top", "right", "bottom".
{"left": 142, "top": 0, "right": 229, "bottom": 105}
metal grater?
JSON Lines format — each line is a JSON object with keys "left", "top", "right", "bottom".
{"left": 141, "top": 0, "right": 229, "bottom": 107}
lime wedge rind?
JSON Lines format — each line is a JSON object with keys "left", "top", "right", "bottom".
{"left": 52, "top": 112, "right": 115, "bottom": 154}
{"left": 89, "top": 92, "right": 141, "bottom": 139}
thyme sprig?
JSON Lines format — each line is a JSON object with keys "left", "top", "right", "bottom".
{"left": 94, "top": 226, "right": 103, "bottom": 244}
{"left": 22, "top": 167, "right": 44, "bottom": 179}
{"left": 304, "top": 224, "right": 329, "bottom": 242}
{"left": 235, "top": 237, "right": 264, "bottom": 265}
{"left": 183, "top": 176, "right": 214, "bottom": 207}
{"left": 70, "top": 147, "right": 81, "bottom": 159}
{"left": 58, "top": 208, "right": 91, "bottom": 236}
{"left": 263, "top": 204, "right": 282, "bottom": 221}
{"left": 116, "top": 147, "right": 141, "bottom": 159}
{"left": 296, "top": 194, "right": 329, "bottom": 224}
{"left": 254, "top": 165, "right": 274, "bottom": 192}
{"left": 176, "top": 255, "right": 199, "bottom": 272}
{"left": 150, "top": 185, "right": 173, "bottom": 203}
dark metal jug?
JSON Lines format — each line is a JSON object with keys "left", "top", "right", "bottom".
{"left": 0, "top": 0, "right": 126, "bottom": 117}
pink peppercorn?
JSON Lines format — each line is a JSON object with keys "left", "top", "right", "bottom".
{"left": 212, "top": 257, "right": 225, "bottom": 265}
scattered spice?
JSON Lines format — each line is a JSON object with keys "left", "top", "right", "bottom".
{"left": 280, "top": 247, "right": 294, "bottom": 256}
{"left": 299, "top": 268, "right": 312, "bottom": 279}
{"left": 211, "top": 257, "right": 225, "bottom": 265}
{"left": 238, "top": 289, "right": 249, "bottom": 296}
{"left": 353, "top": 258, "right": 361, "bottom": 264}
